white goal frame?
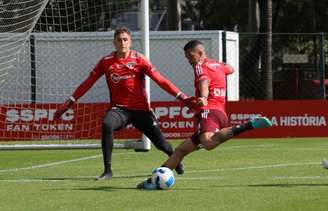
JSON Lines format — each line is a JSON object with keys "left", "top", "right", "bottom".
{"left": 0, "top": 0, "right": 151, "bottom": 151}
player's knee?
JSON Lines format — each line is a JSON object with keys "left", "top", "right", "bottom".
{"left": 102, "top": 119, "right": 114, "bottom": 133}
{"left": 156, "top": 141, "right": 172, "bottom": 152}
{"left": 202, "top": 143, "right": 215, "bottom": 151}
{"left": 199, "top": 137, "right": 215, "bottom": 151}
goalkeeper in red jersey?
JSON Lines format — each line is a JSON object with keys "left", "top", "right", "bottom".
{"left": 54, "top": 27, "right": 191, "bottom": 180}
{"left": 137, "top": 39, "right": 273, "bottom": 189}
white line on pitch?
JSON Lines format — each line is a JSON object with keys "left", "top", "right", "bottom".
{"left": 274, "top": 175, "right": 328, "bottom": 180}
{"left": 176, "top": 176, "right": 224, "bottom": 180}
{"left": 187, "top": 162, "right": 320, "bottom": 173}
{"left": 0, "top": 162, "right": 324, "bottom": 183}
{"left": 0, "top": 158, "right": 322, "bottom": 182}
{"left": 222, "top": 144, "right": 276, "bottom": 149}
{"left": 0, "top": 176, "right": 98, "bottom": 183}
{"left": 0, "top": 154, "right": 101, "bottom": 173}
{"left": 105, "top": 161, "right": 321, "bottom": 179}
{"left": 0, "top": 152, "right": 135, "bottom": 174}
{"left": 0, "top": 179, "right": 64, "bottom": 183}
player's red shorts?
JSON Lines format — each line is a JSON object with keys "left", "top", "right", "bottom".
{"left": 191, "top": 109, "right": 229, "bottom": 146}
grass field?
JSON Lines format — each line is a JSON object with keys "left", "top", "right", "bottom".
{"left": 1, "top": 138, "right": 328, "bottom": 211}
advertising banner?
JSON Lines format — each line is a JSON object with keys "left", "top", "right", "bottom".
{"left": 227, "top": 100, "right": 328, "bottom": 138}
{"left": 0, "top": 102, "right": 195, "bottom": 140}
{"left": 1, "top": 100, "right": 327, "bottom": 140}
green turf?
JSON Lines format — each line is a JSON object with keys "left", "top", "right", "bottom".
{"left": 1, "top": 138, "right": 328, "bottom": 211}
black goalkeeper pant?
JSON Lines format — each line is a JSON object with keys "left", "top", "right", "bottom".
{"left": 101, "top": 106, "right": 174, "bottom": 173}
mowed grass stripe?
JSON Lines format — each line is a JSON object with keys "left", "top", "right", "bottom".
{"left": 1, "top": 138, "right": 328, "bottom": 211}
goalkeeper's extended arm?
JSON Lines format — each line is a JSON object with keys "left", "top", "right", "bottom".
{"left": 54, "top": 69, "right": 102, "bottom": 120}
{"left": 54, "top": 96, "right": 75, "bottom": 120}
{"left": 149, "top": 70, "right": 182, "bottom": 97}
{"left": 149, "top": 70, "right": 197, "bottom": 108}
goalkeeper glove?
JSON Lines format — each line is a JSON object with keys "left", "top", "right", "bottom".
{"left": 176, "top": 92, "right": 198, "bottom": 110}
{"left": 182, "top": 96, "right": 198, "bottom": 110}
{"left": 197, "top": 96, "right": 208, "bottom": 106}
{"left": 176, "top": 92, "right": 188, "bottom": 101}
{"left": 54, "top": 98, "right": 75, "bottom": 120}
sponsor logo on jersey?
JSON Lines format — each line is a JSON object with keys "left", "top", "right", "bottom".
{"left": 206, "top": 62, "right": 220, "bottom": 69}
{"left": 116, "top": 64, "right": 125, "bottom": 69}
{"left": 110, "top": 73, "right": 136, "bottom": 84}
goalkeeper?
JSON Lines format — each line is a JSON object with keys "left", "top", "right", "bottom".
{"left": 54, "top": 27, "right": 192, "bottom": 180}
{"left": 137, "top": 40, "right": 273, "bottom": 189}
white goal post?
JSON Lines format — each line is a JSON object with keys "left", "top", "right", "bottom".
{"left": 0, "top": 0, "right": 152, "bottom": 150}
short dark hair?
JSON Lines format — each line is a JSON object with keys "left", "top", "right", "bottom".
{"left": 183, "top": 40, "right": 203, "bottom": 51}
{"left": 114, "top": 26, "right": 131, "bottom": 38}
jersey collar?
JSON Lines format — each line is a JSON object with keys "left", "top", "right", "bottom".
{"left": 115, "top": 50, "right": 131, "bottom": 60}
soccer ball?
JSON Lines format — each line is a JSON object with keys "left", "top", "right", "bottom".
{"left": 151, "top": 167, "right": 175, "bottom": 189}
{"left": 322, "top": 159, "right": 328, "bottom": 169}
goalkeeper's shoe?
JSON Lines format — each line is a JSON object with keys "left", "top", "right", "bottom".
{"left": 175, "top": 163, "right": 184, "bottom": 175}
{"left": 96, "top": 171, "right": 112, "bottom": 180}
{"left": 136, "top": 178, "right": 158, "bottom": 190}
{"left": 250, "top": 116, "right": 272, "bottom": 129}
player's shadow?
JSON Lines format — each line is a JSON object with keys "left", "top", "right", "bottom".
{"left": 39, "top": 177, "right": 94, "bottom": 181}
{"left": 38, "top": 174, "right": 150, "bottom": 181}
{"left": 76, "top": 186, "right": 137, "bottom": 191}
{"left": 43, "top": 186, "right": 137, "bottom": 192}
{"left": 114, "top": 174, "right": 151, "bottom": 179}
{"left": 70, "top": 186, "right": 206, "bottom": 191}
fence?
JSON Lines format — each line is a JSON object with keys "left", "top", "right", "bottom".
{"left": 0, "top": 31, "right": 238, "bottom": 105}
{"left": 239, "top": 32, "right": 327, "bottom": 100}
{"left": 2, "top": 32, "right": 326, "bottom": 105}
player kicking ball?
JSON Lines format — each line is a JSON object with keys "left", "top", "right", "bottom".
{"left": 137, "top": 39, "right": 273, "bottom": 190}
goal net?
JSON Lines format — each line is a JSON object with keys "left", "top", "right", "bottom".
{"left": 0, "top": 0, "right": 152, "bottom": 150}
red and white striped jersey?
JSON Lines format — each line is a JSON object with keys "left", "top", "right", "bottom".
{"left": 193, "top": 57, "right": 232, "bottom": 112}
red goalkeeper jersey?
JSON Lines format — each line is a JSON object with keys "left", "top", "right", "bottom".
{"left": 71, "top": 50, "right": 181, "bottom": 111}
{"left": 193, "top": 58, "right": 232, "bottom": 112}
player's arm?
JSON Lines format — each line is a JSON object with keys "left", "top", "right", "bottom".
{"left": 139, "top": 53, "right": 194, "bottom": 105}
{"left": 223, "top": 63, "right": 234, "bottom": 75}
{"left": 54, "top": 60, "right": 105, "bottom": 119}
{"left": 148, "top": 69, "right": 187, "bottom": 100}
{"left": 70, "top": 70, "right": 103, "bottom": 101}
{"left": 197, "top": 79, "right": 209, "bottom": 106}
{"left": 194, "top": 62, "right": 210, "bottom": 106}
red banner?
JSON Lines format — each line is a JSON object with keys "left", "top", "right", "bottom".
{"left": 227, "top": 100, "right": 328, "bottom": 138}
{"left": 0, "top": 102, "right": 194, "bottom": 140}
{"left": 0, "top": 100, "right": 327, "bottom": 140}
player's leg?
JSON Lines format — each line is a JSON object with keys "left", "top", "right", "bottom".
{"left": 130, "top": 110, "right": 185, "bottom": 174}
{"left": 162, "top": 137, "right": 199, "bottom": 169}
{"left": 199, "top": 130, "right": 231, "bottom": 150}
{"left": 200, "top": 113, "right": 272, "bottom": 150}
{"left": 193, "top": 109, "right": 231, "bottom": 150}
{"left": 137, "top": 137, "right": 199, "bottom": 190}
{"left": 97, "top": 107, "right": 130, "bottom": 180}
